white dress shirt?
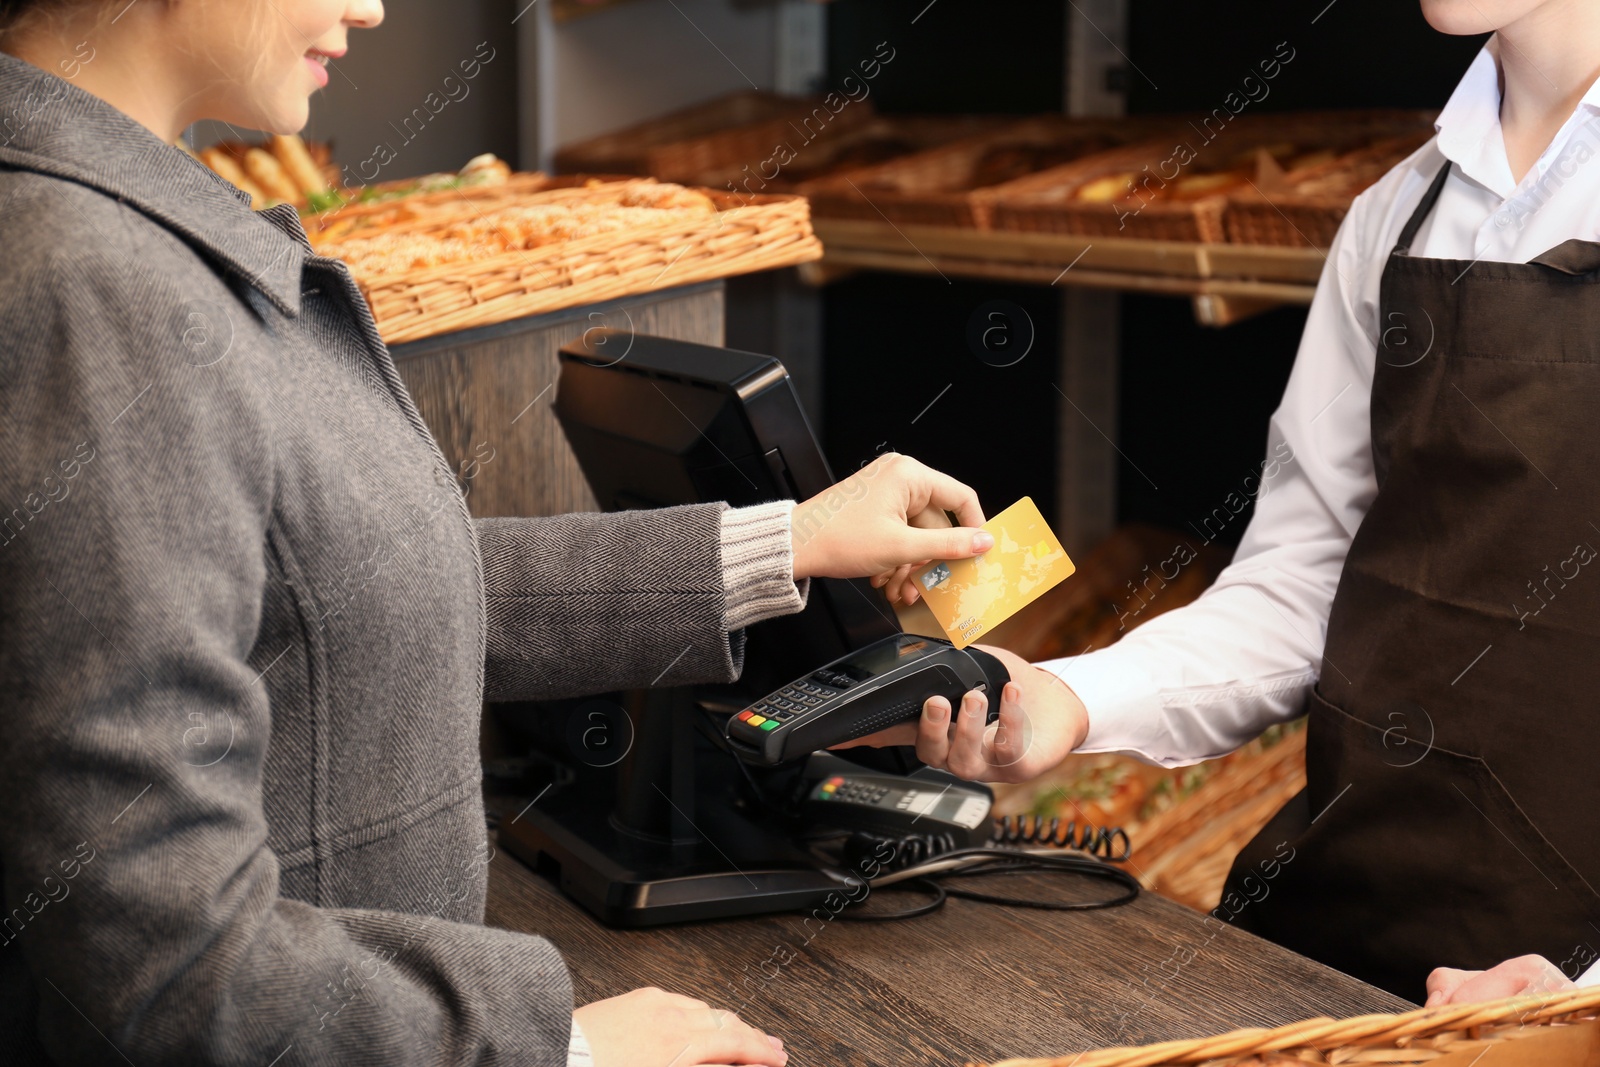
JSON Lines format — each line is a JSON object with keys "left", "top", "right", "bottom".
{"left": 1039, "top": 39, "right": 1600, "bottom": 987}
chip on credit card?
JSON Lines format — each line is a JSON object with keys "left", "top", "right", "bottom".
{"left": 913, "top": 497, "right": 1076, "bottom": 649}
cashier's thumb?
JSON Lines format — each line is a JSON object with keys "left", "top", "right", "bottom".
{"left": 904, "top": 526, "right": 994, "bottom": 561}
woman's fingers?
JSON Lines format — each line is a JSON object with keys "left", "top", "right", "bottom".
{"left": 882, "top": 563, "right": 915, "bottom": 603}
{"left": 694, "top": 1008, "right": 787, "bottom": 1067}
{"left": 904, "top": 459, "right": 986, "bottom": 530}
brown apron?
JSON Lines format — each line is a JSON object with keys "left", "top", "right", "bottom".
{"left": 1225, "top": 162, "right": 1600, "bottom": 1001}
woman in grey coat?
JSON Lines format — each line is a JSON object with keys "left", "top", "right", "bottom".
{"left": 0, "top": 2, "right": 1009, "bottom": 1064}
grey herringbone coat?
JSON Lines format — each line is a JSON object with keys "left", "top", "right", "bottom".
{"left": 0, "top": 51, "right": 746, "bottom": 1065}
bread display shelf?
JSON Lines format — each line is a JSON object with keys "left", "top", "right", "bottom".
{"left": 318, "top": 178, "right": 821, "bottom": 345}
{"left": 553, "top": 89, "right": 879, "bottom": 186}
{"left": 808, "top": 217, "right": 1325, "bottom": 326}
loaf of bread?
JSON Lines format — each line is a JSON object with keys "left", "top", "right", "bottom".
{"left": 268, "top": 134, "right": 330, "bottom": 198}
{"left": 198, "top": 147, "right": 268, "bottom": 207}
{"left": 242, "top": 147, "right": 302, "bottom": 203}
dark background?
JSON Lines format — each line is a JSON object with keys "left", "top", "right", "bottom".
{"left": 821, "top": 0, "right": 1485, "bottom": 544}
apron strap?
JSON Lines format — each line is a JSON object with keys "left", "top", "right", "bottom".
{"left": 1393, "top": 161, "right": 1452, "bottom": 257}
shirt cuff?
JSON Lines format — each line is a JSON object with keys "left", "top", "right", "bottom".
{"left": 720, "top": 500, "right": 810, "bottom": 631}
{"left": 569, "top": 1016, "right": 594, "bottom": 1066}
{"left": 1577, "top": 958, "right": 1600, "bottom": 987}
{"left": 1038, "top": 642, "right": 1185, "bottom": 766}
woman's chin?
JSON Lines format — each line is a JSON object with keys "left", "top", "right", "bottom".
{"left": 204, "top": 94, "right": 312, "bottom": 139}
{"left": 253, "top": 100, "right": 314, "bottom": 138}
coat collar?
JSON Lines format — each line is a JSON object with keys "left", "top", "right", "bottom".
{"left": 0, "top": 50, "right": 305, "bottom": 316}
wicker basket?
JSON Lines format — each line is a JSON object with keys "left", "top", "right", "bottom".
{"left": 1223, "top": 130, "right": 1434, "bottom": 248}
{"left": 302, "top": 174, "right": 677, "bottom": 242}
{"left": 552, "top": 90, "right": 877, "bottom": 185}
{"left": 1126, "top": 724, "right": 1306, "bottom": 911}
{"left": 694, "top": 113, "right": 996, "bottom": 194}
{"left": 799, "top": 116, "right": 1173, "bottom": 230}
{"left": 987, "top": 137, "right": 1232, "bottom": 242}
{"left": 975, "top": 986, "right": 1600, "bottom": 1066}
{"left": 325, "top": 178, "right": 821, "bottom": 344}
{"left": 990, "top": 110, "right": 1435, "bottom": 244}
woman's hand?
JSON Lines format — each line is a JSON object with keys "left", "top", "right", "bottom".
{"left": 831, "top": 645, "right": 1088, "bottom": 783}
{"left": 1425, "top": 955, "right": 1575, "bottom": 1006}
{"left": 574, "top": 987, "right": 787, "bottom": 1067}
{"left": 790, "top": 453, "right": 990, "bottom": 598}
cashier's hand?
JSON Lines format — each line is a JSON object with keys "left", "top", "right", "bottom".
{"left": 790, "top": 452, "right": 990, "bottom": 592}
{"left": 831, "top": 645, "right": 1089, "bottom": 783}
{"left": 574, "top": 987, "right": 787, "bottom": 1067}
{"left": 1425, "top": 955, "right": 1576, "bottom": 1006}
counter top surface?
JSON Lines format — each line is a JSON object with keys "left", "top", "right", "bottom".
{"left": 485, "top": 844, "right": 1411, "bottom": 1066}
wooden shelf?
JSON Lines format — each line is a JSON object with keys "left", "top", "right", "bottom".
{"left": 806, "top": 218, "right": 1327, "bottom": 326}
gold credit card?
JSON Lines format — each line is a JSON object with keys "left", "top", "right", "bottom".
{"left": 913, "top": 496, "right": 1076, "bottom": 649}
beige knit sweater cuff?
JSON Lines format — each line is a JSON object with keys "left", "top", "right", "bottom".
{"left": 720, "top": 500, "right": 811, "bottom": 631}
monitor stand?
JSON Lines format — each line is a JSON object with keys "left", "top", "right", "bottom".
{"left": 497, "top": 686, "right": 849, "bottom": 927}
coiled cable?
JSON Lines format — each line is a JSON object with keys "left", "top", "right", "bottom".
{"left": 994, "top": 813, "right": 1132, "bottom": 861}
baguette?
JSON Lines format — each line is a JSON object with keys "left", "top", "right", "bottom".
{"left": 199, "top": 146, "right": 268, "bottom": 207}
{"left": 269, "top": 133, "right": 330, "bottom": 197}
{"left": 242, "top": 146, "right": 302, "bottom": 204}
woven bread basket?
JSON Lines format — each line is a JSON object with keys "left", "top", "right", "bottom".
{"left": 799, "top": 116, "right": 1168, "bottom": 230}
{"left": 989, "top": 110, "right": 1435, "bottom": 244}
{"left": 316, "top": 178, "right": 821, "bottom": 344}
{"left": 973, "top": 985, "right": 1600, "bottom": 1066}
{"left": 1222, "top": 130, "right": 1434, "bottom": 248}
{"left": 552, "top": 89, "right": 877, "bottom": 184}
{"left": 303, "top": 173, "right": 614, "bottom": 240}
{"left": 985, "top": 135, "right": 1229, "bottom": 242}
{"left": 693, "top": 113, "right": 995, "bottom": 193}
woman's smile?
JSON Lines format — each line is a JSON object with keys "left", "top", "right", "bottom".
{"left": 303, "top": 47, "right": 340, "bottom": 89}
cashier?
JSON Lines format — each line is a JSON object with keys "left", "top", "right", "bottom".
{"left": 0, "top": 2, "right": 1001, "bottom": 1066}
{"left": 875, "top": 0, "right": 1600, "bottom": 1007}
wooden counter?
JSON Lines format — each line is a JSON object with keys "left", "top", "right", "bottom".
{"left": 486, "top": 846, "right": 1411, "bottom": 1066}
{"left": 390, "top": 280, "right": 726, "bottom": 520}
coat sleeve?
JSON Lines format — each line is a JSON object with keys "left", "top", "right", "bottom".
{"left": 0, "top": 234, "right": 572, "bottom": 1065}
{"left": 475, "top": 506, "right": 745, "bottom": 701}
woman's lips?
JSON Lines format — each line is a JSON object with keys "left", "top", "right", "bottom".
{"left": 304, "top": 53, "right": 330, "bottom": 88}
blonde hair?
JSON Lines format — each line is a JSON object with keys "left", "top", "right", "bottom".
{"left": 0, "top": 0, "right": 167, "bottom": 50}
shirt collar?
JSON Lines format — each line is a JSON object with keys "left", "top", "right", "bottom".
{"left": 1434, "top": 42, "right": 1515, "bottom": 197}
{"left": 1434, "top": 37, "right": 1600, "bottom": 200}
{"left": 0, "top": 50, "right": 304, "bottom": 316}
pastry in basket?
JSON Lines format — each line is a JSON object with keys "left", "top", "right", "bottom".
{"left": 1073, "top": 171, "right": 1141, "bottom": 203}
{"left": 1167, "top": 169, "right": 1248, "bottom": 200}
{"left": 315, "top": 181, "right": 724, "bottom": 276}
{"left": 268, "top": 133, "right": 332, "bottom": 200}
{"left": 615, "top": 182, "right": 717, "bottom": 214}
{"left": 458, "top": 152, "right": 511, "bottom": 185}
{"left": 194, "top": 133, "right": 334, "bottom": 209}
{"left": 242, "top": 146, "right": 303, "bottom": 204}
{"left": 970, "top": 135, "right": 1117, "bottom": 188}
{"left": 197, "top": 146, "right": 268, "bottom": 207}
{"left": 1072, "top": 166, "right": 1246, "bottom": 204}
